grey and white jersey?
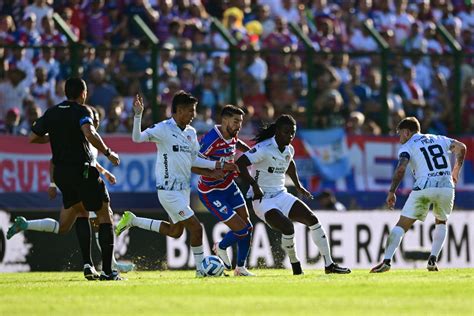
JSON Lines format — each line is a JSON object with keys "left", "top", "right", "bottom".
{"left": 244, "top": 137, "right": 295, "bottom": 197}
{"left": 142, "top": 118, "right": 200, "bottom": 190}
{"left": 398, "top": 133, "right": 455, "bottom": 189}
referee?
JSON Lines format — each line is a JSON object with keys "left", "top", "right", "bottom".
{"left": 7, "top": 78, "right": 121, "bottom": 280}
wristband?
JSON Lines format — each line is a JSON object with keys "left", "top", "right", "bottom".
{"left": 49, "top": 183, "right": 57, "bottom": 188}
{"left": 104, "top": 148, "right": 111, "bottom": 157}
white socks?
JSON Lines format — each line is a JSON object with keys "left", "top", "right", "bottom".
{"left": 27, "top": 218, "right": 59, "bottom": 234}
{"left": 309, "top": 223, "right": 334, "bottom": 266}
{"left": 191, "top": 245, "right": 204, "bottom": 270}
{"left": 281, "top": 233, "right": 300, "bottom": 263}
{"left": 384, "top": 226, "right": 405, "bottom": 260}
{"left": 132, "top": 217, "right": 162, "bottom": 233}
{"left": 431, "top": 224, "right": 447, "bottom": 258}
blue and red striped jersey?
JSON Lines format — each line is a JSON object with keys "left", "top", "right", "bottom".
{"left": 198, "top": 125, "right": 238, "bottom": 192}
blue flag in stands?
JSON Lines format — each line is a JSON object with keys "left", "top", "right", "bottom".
{"left": 299, "top": 128, "right": 350, "bottom": 181}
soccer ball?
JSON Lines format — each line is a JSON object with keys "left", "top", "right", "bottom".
{"left": 201, "top": 255, "right": 225, "bottom": 277}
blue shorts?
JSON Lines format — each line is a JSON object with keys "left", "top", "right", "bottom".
{"left": 198, "top": 182, "right": 246, "bottom": 222}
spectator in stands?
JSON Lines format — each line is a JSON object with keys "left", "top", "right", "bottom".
{"left": 106, "top": 4, "right": 128, "bottom": 45}
{"left": 173, "top": 39, "right": 196, "bottom": 73}
{"left": 35, "top": 46, "right": 60, "bottom": 84}
{"left": 274, "top": 0, "right": 300, "bottom": 22}
{"left": 30, "top": 66, "right": 52, "bottom": 113}
{"left": 462, "top": 76, "right": 474, "bottom": 134}
{"left": 8, "top": 47, "right": 35, "bottom": 87}
{"left": 59, "top": 7, "right": 80, "bottom": 39}
{"left": 0, "top": 14, "right": 16, "bottom": 44}
{"left": 394, "top": 64, "right": 426, "bottom": 118}
{"left": 24, "top": 0, "right": 53, "bottom": 33}
{"left": 246, "top": 49, "right": 268, "bottom": 93}
{"left": 192, "top": 106, "right": 215, "bottom": 136}
{"left": 255, "top": 4, "right": 275, "bottom": 38}
{"left": 122, "top": 40, "right": 152, "bottom": 92}
{"left": 160, "top": 77, "right": 181, "bottom": 116}
{"left": 102, "top": 96, "right": 127, "bottom": 133}
{"left": 193, "top": 72, "right": 218, "bottom": 111}
{"left": 393, "top": 0, "right": 414, "bottom": 47}
{"left": 88, "top": 67, "right": 119, "bottom": 113}
{"left": 155, "top": 0, "right": 175, "bottom": 43}
{"left": 124, "top": 0, "right": 159, "bottom": 38}
{"left": 0, "top": 107, "right": 21, "bottom": 135}
{"left": 0, "top": 68, "right": 29, "bottom": 118}
{"left": 403, "top": 22, "right": 427, "bottom": 52}
{"left": 18, "top": 101, "right": 41, "bottom": 135}
{"left": 165, "top": 19, "right": 185, "bottom": 49}
{"left": 180, "top": 63, "right": 196, "bottom": 92}
{"left": 85, "top": 0, "right": 111, "bottom": 46}
{"left": 346, "top": 111, "right": 365, "bottom": 135}
{"left": 316, "top": 189, "right": 347, "bottom": 211}
{"left": 50, "top": 79, "right": 66, "bottom": 105}
{"left": 262, "top": 16, "right": 297, "bottom": 74}
{"left": 40, "top": 15, "right": 66, "bottom": 45}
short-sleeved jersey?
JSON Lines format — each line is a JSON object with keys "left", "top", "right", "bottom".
{"left": 31, "top": 101, "right": 94, "bottom": 166}
{"left": 143, "top": 118, "right": 200, "bottom": 190}
{"left": 198, "top": 125, "right": 238, "bottom": 193}
{"left": 244, "top": 137, "right": 295, "bottom": 197}
{"left": 398, "top": 133, "right": 455, "bottom": 189}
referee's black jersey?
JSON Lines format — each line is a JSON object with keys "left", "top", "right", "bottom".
{"left": 31, "top": 101, "right": 94, "bottom": 166}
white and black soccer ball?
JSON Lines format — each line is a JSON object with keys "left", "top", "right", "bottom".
{"left": 201, "top": 255, "right": 225, "bottom": 277}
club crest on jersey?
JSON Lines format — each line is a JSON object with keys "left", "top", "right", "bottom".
{"left": 187, "top": 136, "right": 191, "bottom": 141}
{"left": 285, "top": 155, "right": 290, "bottom": 162}
{"left": 178, "top": 211, "right": 185, "bottom": 217}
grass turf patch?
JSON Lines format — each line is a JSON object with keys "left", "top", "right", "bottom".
{"left": 0, "top": 269, "right": 472, "bottom": 315}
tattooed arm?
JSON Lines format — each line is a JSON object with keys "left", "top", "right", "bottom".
{"left": 386, "top": 156, "right": 410, "bottom": 209}
{"left": 449, "top": 140, "right": 467, "bottom": 185}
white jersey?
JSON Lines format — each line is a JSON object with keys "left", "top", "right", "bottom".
{"left": 143, "top": 118, "right": 200, "bottom": 190}
{"left": 398, "top": 133, "right": 455, "bottom": 190}
{"left": 244, "top": 137, "right": 295, "bottom": 197}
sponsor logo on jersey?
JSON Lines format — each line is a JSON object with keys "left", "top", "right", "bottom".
{"left": 268, "top": 166, "right": 286, "bottom": 174}
{"left": 172, "top": 145, "right": 192, "bottom": 153}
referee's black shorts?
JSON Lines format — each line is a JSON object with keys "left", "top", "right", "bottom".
{"left": 54, "top": 165, "right": 110, "bottom": 212}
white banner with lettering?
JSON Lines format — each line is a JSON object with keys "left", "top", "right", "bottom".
{"left": 167, "top": 211, "right": 473, "bottom": 269}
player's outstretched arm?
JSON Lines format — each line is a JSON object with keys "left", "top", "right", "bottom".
{"left": 191, "top": 167, "right": 225, "bottom": 180}
{"left": 450, "top": 139, "right": 467, "bottom": 185}
{"left": 236, "top": 155, "right": 264, "bottom": 200}
{"left": 131, "top": 94, "right": 151, "bottom": 143}
{"left": 287, "top": 159, "right": 313, "bottom": 199}
{"left": 386, "top": 156, "right": 410, "bottom": 209}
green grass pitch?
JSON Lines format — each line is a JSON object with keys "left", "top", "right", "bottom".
{"left": 1, "top": 269, "right": 473, "bottom": 315}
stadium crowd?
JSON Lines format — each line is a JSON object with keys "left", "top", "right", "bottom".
{"left": 0, "top": 0, "right": 473, "bottom": 137}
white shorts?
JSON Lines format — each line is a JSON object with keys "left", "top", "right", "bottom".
{"left": 402, "top": 187, "right": 455, "bottom": 222}
{"left": 157, "top": 189, "right": 194, "bottom": 224}
{"left": 252, "top": 191, "right": 299, "bottom": 223}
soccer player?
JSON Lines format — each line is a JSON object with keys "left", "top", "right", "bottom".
{"left": 195, "top": 105, "right": 254, "bottom": 276}
{"left": 115, "top": 92, "right": 239, "bottom": 277}
{"left": 236, "top": 114, "right": 351, "bottom": 275}
{"left": 371, "top": 117, "right": 467, "bottom": 273}
{"left": 7, "top": 78, "right": 122, "bottom": 280}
